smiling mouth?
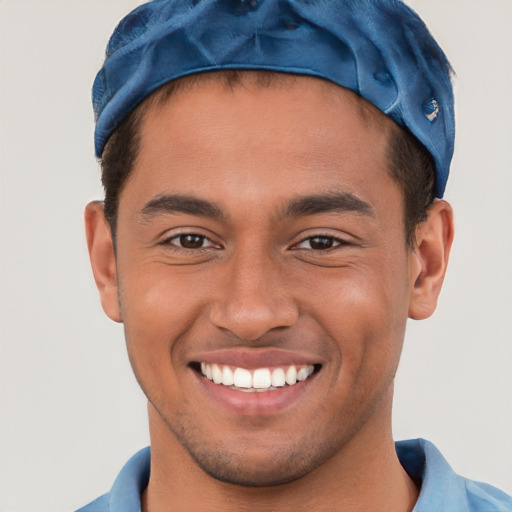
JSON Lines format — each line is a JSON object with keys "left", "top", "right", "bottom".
{"left": 193, "top": 362, "right": 321, "bottom": 392}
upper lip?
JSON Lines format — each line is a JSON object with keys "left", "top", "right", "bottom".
{"left": 188, "top": 348, "right": 322, "bottom": 369}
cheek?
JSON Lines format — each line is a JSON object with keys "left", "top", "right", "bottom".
{"left": 305, "top": 257, "right": 410, "bottom": 380}
{"left": 117, "top": 265, "right": 211, "bottom": 389}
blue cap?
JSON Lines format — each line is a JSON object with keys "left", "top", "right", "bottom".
{"left": 93, "top": 0, "right": 455, "bottom": 197}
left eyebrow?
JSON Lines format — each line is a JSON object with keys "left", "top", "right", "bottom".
{"left": 283, "top": 192, "right": 375, "bottom": 218}
{"left": 139, "top": 194, "right": 226, "bottom": 220}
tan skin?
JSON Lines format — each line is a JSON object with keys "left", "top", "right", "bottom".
{"left": 86, "top": 76, "right": 453, "bottom": 512}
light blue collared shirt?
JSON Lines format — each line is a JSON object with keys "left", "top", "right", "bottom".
{"left": 76, "top": 439, "right": 511, "bottom": 512}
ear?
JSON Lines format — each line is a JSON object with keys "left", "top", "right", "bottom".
{"left": 408, "top": 199, "right": 454, "bottom": 320}
{"left": 84, "top": 201, "right": 122, "bottom": 323}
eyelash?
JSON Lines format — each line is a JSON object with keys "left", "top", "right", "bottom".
{"left": 292, "top": 234, "right": 350, "bottom": 252}
{"left": 160, "top": 233, "right": 220, "bottom": 251}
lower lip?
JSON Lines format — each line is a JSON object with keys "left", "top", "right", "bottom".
{"left": 193, "top": 371, "right": 315, "bottom": 417}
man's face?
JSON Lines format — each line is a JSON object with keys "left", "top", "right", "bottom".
{"left": 109, "top": 76, "right": 419, "bottom": 485}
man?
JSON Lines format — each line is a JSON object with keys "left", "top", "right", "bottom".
{"left": 78, "top": 1, "right": 511, "bottom": 511}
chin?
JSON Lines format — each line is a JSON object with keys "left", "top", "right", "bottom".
{"left": 170, "top": 422, "right": 341, "bottom": 488}
{"left": 188, "top": 447, "right": 322, "bottom": 487}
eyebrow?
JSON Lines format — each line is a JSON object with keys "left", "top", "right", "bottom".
{"left": 140, "top": 194, "right": 225, "bottom": 220}
{"left": 283, "top": 192, "right": 374, "bottom": 218}
{"left": 139, "top": 191, "right": 374, "bottom": 222}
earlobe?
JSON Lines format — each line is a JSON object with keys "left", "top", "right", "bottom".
{"left": 408, "top": 200, "right": 454, "bottom": 320}
{"left": 84, "top": 201, "right": 122, "bottom": 323}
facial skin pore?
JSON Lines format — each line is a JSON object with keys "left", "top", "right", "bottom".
{"left": 86, "top": 76, "right": 453, "bottom": 512}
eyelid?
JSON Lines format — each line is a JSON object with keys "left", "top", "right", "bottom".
{"left": 170, "top": 234, "right": 217, "bottom": 248}
{"left": 158, "top": 228, "right": 222, "bottom": 250}
{"left": 290, "top": 229, "right": 353, "bottom": 249}
{"left": 293, "top": 235, "right": 349, "bottom": 250}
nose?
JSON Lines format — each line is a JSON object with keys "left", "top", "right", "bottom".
{"left": 209, "top": 252, "right": 299, "bottom": 341}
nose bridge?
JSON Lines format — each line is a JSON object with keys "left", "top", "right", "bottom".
{"left": 209, "top": 246, "right": 298, "bottom": 341}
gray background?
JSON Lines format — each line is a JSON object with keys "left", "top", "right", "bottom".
{"left": 1, "top": 1, "right": 511, "bottom": 510}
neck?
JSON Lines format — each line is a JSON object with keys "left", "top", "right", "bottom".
{"left": 142, "top": 392, "right": 418, "bottom": 512}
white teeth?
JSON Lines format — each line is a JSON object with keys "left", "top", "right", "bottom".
{"left": 253, "top": 368, "right": 272, "bottom": 389}
{"left": 233, "top": 368, "right": 252, "bottom": 388}
{"left": 271, "top": 368, "right": 286, "bottom": 387}
{"left": 199, "top": 363, "right": 315, "bottom": 391}
{"left": 285, "top": 365, "right": 297, "bottom": 385}
{"left": 212, "top": 364, "right": 222, "bottom": 384}
{"left": 297, "top": 365, "right": 313, "bottom": 381}
{"left": 222, "top": 365, "right": 234, "bottom": 386}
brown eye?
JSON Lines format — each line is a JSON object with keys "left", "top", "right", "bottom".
{"left": 308, "top": 236, "right": 334, "bottom": 250}
{"left": 294, "top": 235, "right": 348, "bottom": 251}
{"left": 164, "top": 233, "right": 218, "bottom": 250}
{"left": 177, "top": 234, "right": 206, "bottom": 249}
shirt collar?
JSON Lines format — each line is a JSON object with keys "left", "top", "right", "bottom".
{"left": 396, "top": 438, "right": 469, "bottom": 511}
{"left": 107, "top": 439, "right": 507, "bottom": 512}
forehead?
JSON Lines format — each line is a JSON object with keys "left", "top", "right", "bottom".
{"left": 138, "top": 73, "right": 393, "bottom": 160}
{"left": 144, "top": 71, "right": 389, "bottom": 133}
{"left": 127, "top": 74, "right": 400, "bottom": 213}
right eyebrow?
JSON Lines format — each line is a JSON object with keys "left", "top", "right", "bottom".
{"left": 139, "top": 194, "right": 226, "bottom": 221}
{"left": 282, "top": 192, "right": 375, "bottom": 218}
